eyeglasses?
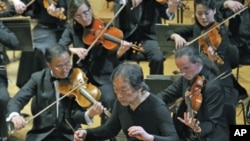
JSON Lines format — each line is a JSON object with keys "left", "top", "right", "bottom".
{"left": 74, "top": 8, "right": 90, "bottom": 19}
{"left": 54, "top": 61, "right": 72, "bottom": 70}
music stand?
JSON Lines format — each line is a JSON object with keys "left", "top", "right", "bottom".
{"left": 155, "top": 23, "right": 191, "bottom": 54}
{"left": 0, "top": 16, "right": 33, "bottom": 52}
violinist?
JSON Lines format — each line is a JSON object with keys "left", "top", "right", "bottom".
{"left": 0, "top": 20, "right": 19, "bottom": 141}
{"left": 58, "top": 0, "right": 132, "bottom": 132}
{"left": 217, "top": 0, "right": 249, "bottom": 120}
{"left": 6, "top": 44, "right": 104, "bottom": 141}
{"left": 11, "top": 0, "right": 68, "bottom": 88}
{"left": 165, "top": 0, "right": 238, "bottom": 126}
{"left": 74, "top": 62, "right": 179, "bottom": 141}
{"left": 113, "top": 0, "right": 179, "bottom": 74}
{"left": 157, "top": 46, "right": 229, "bottom": 141}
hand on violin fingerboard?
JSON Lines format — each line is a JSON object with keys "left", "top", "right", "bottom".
{"left": 47, "top": 4, "right": 66, "bottom": 20}
{"left": 117, "top": 40, "right": 132, "bottom": 58}
{"left": 87, "top": 102, "right": 104, "bottom": 118}
{"left": 177, "top": 112, "right": 202, "bottom": 133}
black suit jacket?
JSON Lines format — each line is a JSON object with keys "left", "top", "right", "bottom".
{"left": 7, "top": 68, "right": 88, "bottom": 140}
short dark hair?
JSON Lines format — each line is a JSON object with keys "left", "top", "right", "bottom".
{"left": 111, "top": 62, "right": 149, "bottom": 91}
{"left": 44, "top": 44, "right": 70, "bottom": 63}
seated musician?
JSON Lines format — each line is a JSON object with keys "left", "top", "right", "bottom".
{"left": 0, "top": 20, "right": 18, "bottom": 141}
{"left": 58, "top": 0, "right": 133, "bottom": 134}
{"left": 157, "top": 46, "right": 229, "bottom": 141}
{"left": 165, "top": 0, "right": 238, "bottom": 126}
{"left": 6, "top": 44, "right": 104, "bottom": 141}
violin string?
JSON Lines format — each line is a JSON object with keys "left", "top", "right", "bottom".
{"left": 168, "top": 71, "right": 228, "bottom": 110}
{"left": 76, "top": 1, "right": 127, "bottom": 64}
{"left": 25, "top": 82, "right": 83, "bottom": 124}
{"left": 86, "top": 1, "right": 126, "bottom": 52}
{"left": 187, "top": 4, "right": 249, "bottom": 46}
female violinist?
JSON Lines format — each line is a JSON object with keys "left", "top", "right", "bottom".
{"left": 6, "top": 44, "right": 104, "bottom": 141}
{"left": 12, "top": 0, "right": 68, "bottom": 88}
{"left": 165, "top": 0, "right": 238, "bottom": 127}
{"left": 157, "top": 46, "right": 228, "bottom": 141}
{"left": 58, "top": 0, "right": 132, "bottom": 132}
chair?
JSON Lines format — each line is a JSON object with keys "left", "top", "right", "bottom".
{"left": 145, "top": 75, "right": 179, "bottom": 94}
{"left": 236, "top": 97, "right": 249, "bottom": 125}
{"left": 234, "top": 54, "right": 250, "bottom": 81}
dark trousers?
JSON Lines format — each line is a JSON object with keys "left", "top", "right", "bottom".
{"left": 0, "top": 77, "right": 10, "bottom": 138}
{"left": 16, "top": 49, "right": 47, "bottom": 88}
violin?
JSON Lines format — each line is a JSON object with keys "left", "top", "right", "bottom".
{"left": 198, "top": 22, "right": 224, "bottom": 65}
{"left": 188, "top": 75, "right": 204, "bottom": 112}
{"left": 83, "top": 19, "right": 144, "bottom": 53}
{"left": 43, "top": 0, "right": 66, "bottom": 20}
{"left": 0, "top": 0, "right": 7, "bottom": 13}
{"left": 58, "top": 68, "right": 111, "bottom": 117}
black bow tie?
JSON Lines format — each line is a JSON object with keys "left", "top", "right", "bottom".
{"left": 50, "top": 77, "right": 70, "bottom": 82}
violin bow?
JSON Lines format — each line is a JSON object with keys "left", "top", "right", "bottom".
{"left": 86, "top": 0, "right": 126, "bottom": 52}
{"left": 187, "top": 2, "right": 249, "bottom": 46}
{"left": 8, "top": 82, "right": 82, "bottom": 134}
{"left": 76, "top": 0, "right": 128, "bottom": 64}
{"left": 25, "top": 0, "right": 35, "bottom": 8}
{"left": 25, "top": 83, "right": 82, "bottom": 124}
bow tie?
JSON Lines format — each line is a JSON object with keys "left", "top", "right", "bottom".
{"left": 51, "top": 77, "right": 70, "bottom": 82}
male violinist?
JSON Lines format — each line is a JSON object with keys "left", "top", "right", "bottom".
{"left": 157, "top": 46, "right": 229, "bottom": 141}
{"left": 6, "top": 44, "right": 104, "bottom": 141}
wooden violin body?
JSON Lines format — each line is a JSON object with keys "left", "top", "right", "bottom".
{"left": 198, "top": 22, "right": 224, "bottom": 65}
{"left": 189, "top": 75, "right": 204, "bottom": 112}
{"left": 43, "top": 0, "right": 66, "bottom": 20}
{"left": 58, "top": 68, "right": 101, "bottom": 108}
{"left": 83, "top": 19, "right": 144, "bottom": 53}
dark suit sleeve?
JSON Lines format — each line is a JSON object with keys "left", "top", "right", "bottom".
{"left": 165, "top": 24, "right": 194, "bottom": 41}
{"left": 0, "top": 21, "right": 19, "bottom": 49}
